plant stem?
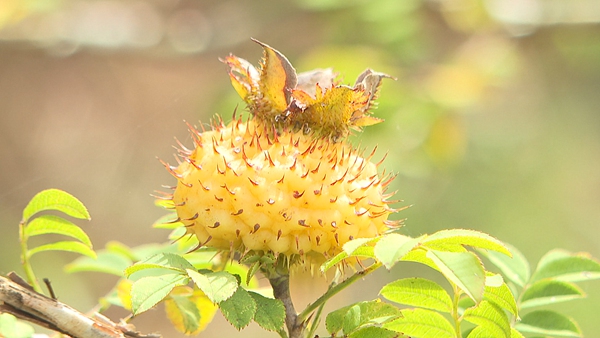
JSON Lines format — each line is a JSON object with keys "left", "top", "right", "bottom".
{"left": 19, "top": 221, "right": 42, "bottom": 293}
{"left": 298, "top": 262, "right": 381, "bottom": 323}
{"left": 268, "top": 272, "right": 303, "bottom": 338}
{"left": 452, "top": 283, "right": 462, "bottom": 338}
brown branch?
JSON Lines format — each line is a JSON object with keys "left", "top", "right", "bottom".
{"left": 268, "top": 273, "right": 304, "bottom": 338}
{"left": 0, "top": 273, "right": 161, "bottom": 338}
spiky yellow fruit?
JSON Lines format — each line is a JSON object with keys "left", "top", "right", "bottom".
{"left": 163, "top": 40, "right": 401, "bottom": 262}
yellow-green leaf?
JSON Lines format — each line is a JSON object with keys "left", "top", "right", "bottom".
{"left": 463, "top": 301, "right": 510, "bottom": 338}
{"left": 383, "top": 308, "right": 456, "bottom": 338}
{"left": 165, "top": 286, "right": 218, "bottom": 335}
{"left": 423, "top": 229, "right": 510, "bottom": 256}
{"left": 130, "top": 274, "right": 189, "bottom": 315}
{"left": 187, "top": 269, "right": 238, "bottom": 304}
{"left": 27, "top": 241, "right": 96, "bottom": 259}
{"left": 426, "top": 250, "right": 485, "bottom": 303}
{"left": 25, "top": 215, "right": 92, "bottom": 247}
{"left": 22, "top": 189, "right": 90, "bottom": 222}
{"left": 380, "top": 277, "right": 453, "bottom": 313}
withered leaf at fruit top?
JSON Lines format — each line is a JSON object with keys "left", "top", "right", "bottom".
{"left": 221, "top": 54, "right": 259, "bottom": 103}
{"left": 290, "top": 84, "right": 369, "bottom": 138}
{"left": 222, "top": 39, "right": 393, "bottom": 139}
{"left": 296, "top": 68, "right": 338, "bottom": 98}
{"left": 351, "top": 69, "right": 394, "bottom": 128}
{"left": 253, "top": 38, "right": 297, "bottom": 114}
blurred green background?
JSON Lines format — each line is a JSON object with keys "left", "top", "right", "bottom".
{"left": 1, "top": 0, "right": 600, "bottom": 337}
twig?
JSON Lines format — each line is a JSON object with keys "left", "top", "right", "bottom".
{"left": 0, "top": 273, "right": 161, "bottom": 338}
{"left": 268, "top": 273, "right": 304, "bottom": 338}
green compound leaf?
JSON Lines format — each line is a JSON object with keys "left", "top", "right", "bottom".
{"left": 520, "top": 280, "right": 585, "bottom": 309}
{"left": 22, "top": 189, "right": 90, "bottom": 223}
{"left": 25, "top": 215, "right": 92, "bottom": 247}
{"left": 463, "top": 300, "right": 510, "bottom": 338}
{"left": 187, "top": 269, "right": 238, "bottom": 304}
{"left": 383, "top": 308, "right": 456, "bottom": 338}
{"left": 510, "top": 328, "right": 525, "bottom": 338}
{"left": 219, "top": 287, "right": 257, "bottom": 330}
{"left": 326, "top": 300, "right": 401, "bottom": 336}
{"left": 477, "top": 243, "right": 530, "bottom": 288}
{"left": 374, "top": 233, "right": 423, "bottom": 269}
{"left": 423, "top": 229, "right": 510, "bottom": 256}
{"left": 515, "top": 310, "right": 581, "bottom": 337}
{"left": 348, "top": 326, "right": 402, "bottom": 338}
{"left": 483, "top": 281, "right": 518, "bottom": 317}
{"left": 125, "top": 253, "right": 195, "bottom": 277}
{"left": 65, "top": 251, "right": 133, "bottom": 276}
{"left": 531, "top": 249, "right": 600, "bottom": 283}
{"left": 426, "top": 250, "right": 486, "bottom": 303}
{"left": 27, "top": 241, "right": 96, "bottom": 259}
{"left": 380, "top": 277, "right": 453, "bottom": 313}
{"left": 131, "top": 274, "right": 189, "bottom": 315}
{"left": 248, "top": 291, "right": 285, "bottom": 332}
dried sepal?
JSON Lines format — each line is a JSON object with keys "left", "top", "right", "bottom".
{"left": 223, "top": 39, "right": 393, "bottom": 140}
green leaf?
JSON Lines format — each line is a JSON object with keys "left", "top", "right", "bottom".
{"left": 130, "top": 274, "right": 189, "bottom": 315}
{"left": 401, "top": 248, "right": 440, "bottom": 271}
{"left": 218, "top": 287, "right": 257, "bottom": 330}
{"left": 224, "top": 262, "right": 259, "bottom": 288}
{"left": 248, "top": 291, "right": 285, "bottom": 332}
{"left": 25, "top": 215, "right": 92, "bottom": 247}
{"left": 343, "top": 237, "right": 380, "bottom": 255}
{"left": 531, "top": 249, "right": 600, "bottom": 283}
{"left": 510, "top": 328, "right": 525, "bottom": 338}
{"left": 187, "top": 269, "right": 238, "bottom": 304}
{"left": 515, "top": 310, "right": 581, "bottom": 337}
{"left": 467, "top": 326, "right": 525, "bottom": 338}
{"left": 477, "top": 243, "right": 530, "bottom": 288}
{"left": 380, "top": 277, "right": 453, "bottom": 313}
{"left": 463, "top": 300, "right": 510, "bottom": 338}
{"left": 65, "top": 251, "right": 132, "bottom": 276}
{"left": 22, "top": 189, "right": 90, "bottom": 222}
{"left": 0, "top": 313, "right": 35, "bottom": 338}
{"left": 321, "top": 246, "right": 375, "bottom": 272}
{"left": 426, "top": 250, "right": 486, "bottom": 303}
{"left": 349, "top": 326, "right": 402, "bottom": 338}
{"left": 383, "top": 308, "right": 456, "bottom": 338}
{"left": 27, "top": 241, "right": 96, "bottom": 259}
{"left": 326, "top": 300, "right": 401, "bottom": 336}
{"left": 520, "top": 280, "right": 585, "bottom": 309}
{"left": 423, "top": 229, "right": 511, "bottom": 256}
{"left": 125, "top": 253, "right": 195, "bottom": 277}
{"left": 374, "top": 233, "right": 423, "bottom": 269}
{"left": 483, "top": 282, "right": 518, "bottom": 317}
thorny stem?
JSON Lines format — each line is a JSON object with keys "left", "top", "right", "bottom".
{"left": 19, "top": 221, "right": 42, "bottom": 293}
